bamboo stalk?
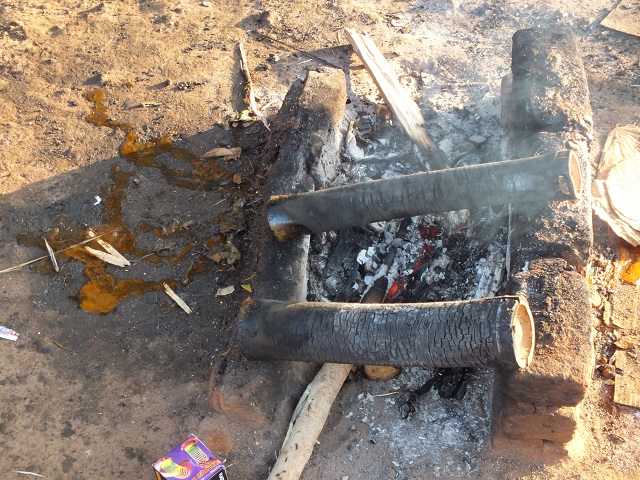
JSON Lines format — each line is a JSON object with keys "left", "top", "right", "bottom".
{"left": 238, "top": 296, "right": 535, "bottom": 370}
{"left": 267, "top": 151, "right": 581, "bottom": 241}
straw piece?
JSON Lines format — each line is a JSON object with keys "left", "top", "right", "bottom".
{"left": 163, "top": 283, "right": 192, "bottom": 314}
{"left": 43, "top": 239, "right": 60, "bottom": 272}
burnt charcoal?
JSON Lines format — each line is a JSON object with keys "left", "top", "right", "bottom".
{"left": 397, "top": 368, "right": 473, "bottom": 419}
{"left": 310, "top": 227, "right": 372, "bottom": 301}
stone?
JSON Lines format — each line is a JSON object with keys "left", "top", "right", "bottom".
{"left": 599, "top": 363, "right": 616, "bottom": 379}
{"left": 610, "top": 282, "right": 639, "bottom": 330}
{"left": 614, "top": 351, "right": 640, "bottom": 409}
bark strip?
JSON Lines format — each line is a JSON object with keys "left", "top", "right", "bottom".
{"left": 238, "top": 296, "right": 535, "bottom": 370}
{"left": 268, "top": 152, "right": 581, "bottom": 241}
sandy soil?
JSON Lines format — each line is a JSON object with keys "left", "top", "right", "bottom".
{"left": 0, "top": 0, "right": 639, "bottom": 479}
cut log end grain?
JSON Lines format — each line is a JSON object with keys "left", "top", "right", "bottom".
{"left": 511, "top": 301, "right": 535, "bottom": 368}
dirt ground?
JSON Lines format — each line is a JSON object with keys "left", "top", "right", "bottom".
{"left": 0, "top": 0, "right": 639, "bottom": 479}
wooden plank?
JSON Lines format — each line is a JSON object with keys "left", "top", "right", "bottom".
{"left": 344, "top": 28, "right": 446, "bottom": 168}
{"left": 614, "top": 351, "right": 640, "bottom": 409}
{"left": 602, "top": 0, "right": 640, "bottom": 37}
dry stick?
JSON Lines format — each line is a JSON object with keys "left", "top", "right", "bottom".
{"left": 238, "top": 42, "right": 269, "bottom": 130}
{"left": 253, "top": 31, "right": 343, "bottom": 70}
{"left": 344, "top": 28, "right": 447, "bottom": 169}
{"left": 267, "top": 151, "right": 581, "bottom": 241}
{"left": 238, "top": 296, "right": 535, "bottom": 370}
{"left": 267, "top": 362, "right": 351, "bottom": 480}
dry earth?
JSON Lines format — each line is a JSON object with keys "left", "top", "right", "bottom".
{"left": 0, "top": 1, "right": 639, "bottom": 479}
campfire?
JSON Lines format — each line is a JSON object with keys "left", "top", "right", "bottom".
{"left": 208, "top": 24, "right": 598, "bottom": 479}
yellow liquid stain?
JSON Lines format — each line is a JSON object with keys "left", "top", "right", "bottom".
{"left": 85, "top": 88, "right": 232, "bottom": 190}
{"left": 619, "top": 246, "right": 640, "bottom": 285}
{"left": 17, "top": 88, "right": 241, "bottom": 313}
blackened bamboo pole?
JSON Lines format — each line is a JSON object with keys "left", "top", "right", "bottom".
{"left": 267, "top": 151, "right": 580, "bottom": 241}
{"left": 238, "top": 296, "right": 535, "bottom": 370}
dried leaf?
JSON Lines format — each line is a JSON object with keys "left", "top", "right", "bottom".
{"left": 207, "top": 242, "right": 241, "bottom": 265}
{"left": 44, "top": 238, "right": 59, "bottom": 272}
{"left": 201, "top": 146, "right": 242, "bottom": 160}
{"left": 163, "top": 283, "right": 192, "bottom": 314}
{"left": 216, "top": 285, "right": 235, "bottom": 296}
{"left": 241, "top": 284, "right": 252, "bottom": 292}
{"left": 84, "top": 246, "right": 129, "bottom": 267}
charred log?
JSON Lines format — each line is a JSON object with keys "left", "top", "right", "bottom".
{"left": 238, "top": 296, "right": 534, "bottom": 370}
{"left": 268, "top": 152, "right": 581, "bottom": 241}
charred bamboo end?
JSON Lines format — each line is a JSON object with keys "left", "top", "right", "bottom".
{"left": 509, "top": 300, "right": 535, "bottom": 369}
{"left": 267, "top": 195, "right": 313, "bottom": 241}
{"left": 567, "top": 150, "right": 582, "bottom": 199}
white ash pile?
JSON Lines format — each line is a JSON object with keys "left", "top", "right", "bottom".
{"left": 305, "top": 104, "right": 509, "bottom": 474}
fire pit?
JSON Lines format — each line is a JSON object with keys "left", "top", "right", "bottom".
{"left": 212, "top": 24, "right": 595, "bottom": 478}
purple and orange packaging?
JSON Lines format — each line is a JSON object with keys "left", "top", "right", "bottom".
{"left": 153, "top": 435, "right": 228, "bottom": 480}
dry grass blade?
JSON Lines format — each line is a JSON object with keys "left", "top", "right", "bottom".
{"left": 0, "top": 230, "right": 116, "bottom": 274}
{"left": 44, "top": 239, "right": 59, "bottom": 272}
{"left": 13, "top": 472, "right": 45, "bottom": 478}
{"left": 163, "top": 283, "right": 192, "bottom": 314}
{"left": 87, "top": 228, "right": 130, "bottom": 265}
{"left": 238, "top": 41, "right": 269, "bottom": 130}
{"left": 84, "top": 246, "right": 130, "bottom": 267}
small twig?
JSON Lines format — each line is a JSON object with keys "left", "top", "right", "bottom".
{"left": 252, "top": 31, "right": 342, "bottom": 69}
{"left": 84, "top": 246, "right": 129, "bottom": 267}
{"left": 238, "top": 42, "right": 269, "bottom": 131}
{"left": 52, "top": 338, "right": 76, "bottom": 354}
{"left": 87, "top": 229, "right": 130, "bottom": 265}
{"left": 163, "top": 283, "right": 193, "bottom": 314}
{"left": 373, "top": 389, "right": 405, "bottom": 398}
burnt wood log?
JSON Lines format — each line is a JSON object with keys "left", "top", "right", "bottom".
{"left": 268, "top": 152, "right": 581, "bottom": 241}
{"left": 494, "top": 25, "right": 594, "bottom": 459}
{"left": 208, "top": 68, "right": 347, "bottom": 480}
{"left": 505, "top": 26, "right": 592, "bottom": 132}
{"left": 238, "top": 296, "right": 534, "bottom": 370}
